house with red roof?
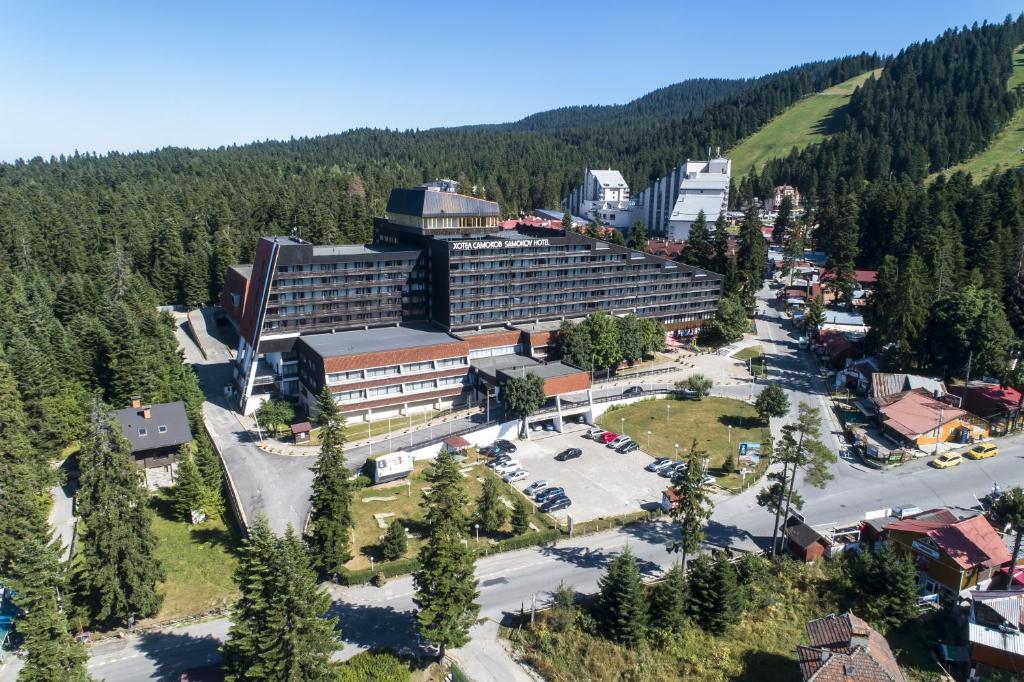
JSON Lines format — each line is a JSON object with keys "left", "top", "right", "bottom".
{"left": 797, "top": 611, "right": 905, "bottom": 682}
{"left": 814, "top": 330, "right": 863, "bottom": 369}
{"left": 885, "top": 511, "right": 1015, "bottom": 595}
{"left": 948, "top": 381, "right": 1024, "bottom": 435}
{"left": 818, "top": 268, "right": 878, "bottom": 307}
{"left": 877, "top": 388, "right": 988, "bottom": 449}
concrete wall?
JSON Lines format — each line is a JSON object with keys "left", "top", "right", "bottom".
{"left": 403, "top": 419, "right": 519, "bottom": 461}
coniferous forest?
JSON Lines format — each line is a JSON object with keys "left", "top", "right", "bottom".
{"left": 0, "top": 10, "right": 1022, "bottom": 678}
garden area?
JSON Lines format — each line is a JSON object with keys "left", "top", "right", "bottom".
{"left": 734, "top": 345, "right": 767, "bottom": 377}
{"left": 346, "top": 456, "right": 556, "bottom": 573}
{"left": 596, "top": 397, "right": 767, "bottom": 487}
{"left": 146, "top": 490, "right": 241, "bottom": 623}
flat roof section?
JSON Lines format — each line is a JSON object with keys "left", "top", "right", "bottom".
{"left": 471, "top": 354, "right": 543, "bottom": 381}
{"left": 298, "top": 324, "right": 461, "bottom": 359}
{"left": 501, "top": 361, "right": 585, "bottom": 380}
{"left": 311, "top": 244, "right": 416, "bottom": 257}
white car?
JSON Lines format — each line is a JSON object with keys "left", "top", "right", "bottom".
{"left": 503, "top": 469, "right": 529, "bottom": 483}
{"left": 608, "top": 435, "right": 630, "bottom": 448}
{"left": 494, "top": 460, "right": 520, "bottom": 474}
{"left": 585, "top": 427, "right": 605, "bottom": 440}
{"left": 523, "top": 480, "right": 548, "bottom": 496}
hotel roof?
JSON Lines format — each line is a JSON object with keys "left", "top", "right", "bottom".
{"left": 298, "top": 324, "right": 462, "bottom": 358}
{"left": 386, "top": 187, "right": 500, "bottom": 218}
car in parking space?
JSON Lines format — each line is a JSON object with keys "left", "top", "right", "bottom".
{"left": 965, "top": 443, "right": 998, "bottom": 460}
{"left": 675, "top": 388, "right": 700, "bottom": 400}
{"left": 659, "top": 461, "right": 687, "bottom": 478}
{"left": 555, "top": 447, "right": 582, "bottom": 461}
{"left": 487, "top": 454, "right": 513, "bottom": 468}
{"left": 540, "top": 496, "right": 572, "bottom": 513}
{"left": 494, "top": 439, "right": 517, "bottom": 453}
{"left": 931, "top": 452, "right": 963, "bottom": 469}
{"left": 622, "top": 386, "right": 644, "bottom": 397}
{"left": 598, "top": 431, "right": 619, "bottom": 444}
{"left": 584, "top": 427, "right": 605, "bottom": 440}
{"left": 503, "top": 469, "right": 529, "bottom": 483}
{"left": 607, "top": 435, "right": 630, "bottom": 448}
{"left": 478, "top": 444, "right": 501, "bottom": 457}
{"left": 494, "top": 460, "right": 521, "bottom": 474}
{"left": 523, "top": 480, "right": 547, "bottom": 496}
{"left": 702, "top": 474, "right": 716, "bottom": 487}
{"left": 535, "top": 486, "right": 565, "bottom": 503}
{"left": 646, "top": 457, "right": 673, "bottom": 472}
{"left": 531, "top": 422, "right": 544, "bottom": 432}
{"left": 542, "top": 421, "right": 556, "bottom": 431}
{"left": 617, "top": 441, "right": 639, "bottom": 454}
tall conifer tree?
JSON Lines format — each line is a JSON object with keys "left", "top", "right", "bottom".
{"left": 307, "top": 386, "right": 354, "bottom": 576}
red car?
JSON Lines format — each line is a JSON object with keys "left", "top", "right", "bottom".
{"left": 599, "top": 431, "right": 619, "bottom": 444}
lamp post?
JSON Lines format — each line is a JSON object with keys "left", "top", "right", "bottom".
{"left": 666, "top": 402, "right": 671, "bottom": 423}
{"left": 620, "top": 416, "right": 625, "bottom": 436}
{"left": 647, "top": 430, "right": 651, "bottom": 451}
{"left": 728, "top": 425, "right": 733, "bottom": 444}
{"left": 474, "top": 523, "right": 480, "bottom": 544}
{"left": 674, "top": 443, "right": 679, "bottom": 459}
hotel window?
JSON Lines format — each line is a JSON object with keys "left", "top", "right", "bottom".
{"left": 368, "top": 385, "right": 403, "bottom": 397}
{"left": 327, "top": 370, "right": 364, "bottom": 384}
{"left": 336, "top": 389, "right": 365, "bottom": 402}
{"left": 405, "top": 379, "right": 436, "bottom": 392}
{"left": 438, "top": 376, "right": 466, "bottom": 387}
{"left": 436, "top": 356, "right": 467, "bottom": 368}
{"left": 403, "top": 361, "right": 434, "bottom": 374}
{"left": 366, "top": 365, "right": 400, "bottom": 378}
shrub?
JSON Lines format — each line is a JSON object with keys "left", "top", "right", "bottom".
{"left": 351, "top": 474, "right": 372, "bottom": 489}
{"left": 338, "top": 651, "right": 411, "bottom": 682}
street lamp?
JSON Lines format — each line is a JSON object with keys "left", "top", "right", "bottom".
{"left": 620, "top": 416, "right": 625, "bottom": 435}
{"left": 647, "top": 430, "right": 651, "bottom": 451}
{"left": 474, "top": 523, "right": 480, "bottom": 544}
{"left": 728, "top": 425, "right": 733, "bottom": 444}
{"left": 674, "top": 443, "right": 679, "bottom": 459}
{"left": 666, "top": 403, "right": 671, "bottom": 422}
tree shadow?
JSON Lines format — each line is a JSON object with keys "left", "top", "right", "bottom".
{"left": 810, "top": 103, "right": 849, "bottom": 137}
{"left": 148, "top": 491, "right": 178, "bottom": 522}
{"left": 732, "top": 650, "right": 799, "bottom": 681}
{"left": 704, "top": 519, "right": 770, "bottom": 553}
{"left": 189, "top": 524, "right": 239, "bottom": 555}
{"left": 538, "top": 544, "right": 613, "bottom": 570}
{"left": 328, "top": 601, "right": 432, "bottom": 659}
{"left": 718, "top": 414, "right": 763, "bottom": 430}
{"left": 136, "top": 629, "right": 223, "bottom": 681}
{"left": 620, "top": 519, "right": 677, "bottom": 546}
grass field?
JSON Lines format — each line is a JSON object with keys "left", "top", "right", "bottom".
{"left": 347, "top": 458, "right": 553, "bottom": 571}
{"left": 147, "top": 491, "right": 240, "bottom": 623}
{"left": 728, "top": 69, "right": 881, "bottom": 179}
{"left": 937, "top": 44, "right": 1024, "bottom": 181}
{"left": 734, "top": 345, "right": 767, "bottom": 377}
{"left": 596, "top": 397, "right": 766, "bottom": 473}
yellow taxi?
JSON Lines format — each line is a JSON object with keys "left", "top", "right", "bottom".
{"left": 965, "top": 443, "right": 998, "bottom": 460}
{"left": 931, "top": 452, "right": 963, "bottom": 469}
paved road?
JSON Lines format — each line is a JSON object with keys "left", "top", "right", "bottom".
{"left": 176, "top": 310, "right": 316, "bottom": 535}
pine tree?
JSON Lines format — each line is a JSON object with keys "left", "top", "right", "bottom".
{"left": 649, "top": 562, "right": 688, "bottom": 633}
{"left": 711, "top": 213, "right": 731, "bottom": 276}
{"left": 193, "top": 436, "right": 223, "bottom": 492}
{"left": 687, "top": 554, "right": 741, "bottom": 635}
{"left": 182, "top": 228, "right": 212, "bottom": 308}
{"left": 990, "top": 487, "right": 1024, "bottom": 588}
{"left": 224, "top": 521, "right": 341, "bottom": 681}
{"left": 626, "top": 219, "right": 648, "bottom": 252}
{"left": 736, "top": 205, "right": 767, "bottom": 307}
{"left": 510, "top": 496, "right": 531, "bottom": 535}
{"left": 476, "top": 474, "right": 507, "bottom": 533}
{"left": 413, "top": 450, "right": 479, "bottom": 660}
{"left": 594, "top": 547, "right": 648, "bottom": 645}
{"left": 561, "top": 212, "right": 574, "bottom": 232}
{"left": 845, "top": 544, "right": 919, "bottom": 630}
{"left": 172, "top": 447, "right": 213, "bottom": 522}
{"left": 150, "top": 223, "right": 186, "bottom": 304}
{"left": 73, "top": 400, "right": 164, "bottom": 625}
{"left": 10, "top": 533, "right": 92, "bottom": 682}
{"left": 668, "top": 439, "right": 714, "bottom": 571}
{"left": 380, "top": 520, "right": 408, "bottom": 562}
{"left": 754, "top": 383, "right": 790, "bottom": 422}
{"left": 772, "top": 195, "right": 793, "bottom": 244}
{"left": 307, "top": 386, "right": 354, "bottom": 576}
{"left": 684, "top": 210, "right": 714, "bottom": 270}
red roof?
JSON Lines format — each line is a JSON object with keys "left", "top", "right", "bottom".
{"left": 878, "top": 388, "right": 965, "bottom": 439}
{"left": 819, "top": 269, "right": 878, "bottom": 285}
{"left": 646, "top": 239, "right": 685, "bottom": 258}
{"left": 290, "top": 421, "right": 312, "bottom": 434}
{"left": 444, "top": 435, "right": 471, "bottom": 448}
{"left": 886, "top": 514, "right": 1010, "bottom": 570}
{"left": 950, "top": 382, "right": 1023, "bottom": 419}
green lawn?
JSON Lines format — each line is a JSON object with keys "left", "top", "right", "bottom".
{"left": 147, "top": 491, "right": 240, "bottom": 623}
{"left": 935, "top": 44, "right": 1024, "bottom": 181}
{"left": 734, "top": 345, "right": 767, "bottom": 377}
{"left": 349, "top": 458, "right": 553, "bottom": 571}
{"left": 729, "top": 69, "right": 881, "bottom": 179}
{"left": 596, "top": 397, "right": 766, "bottom": 473}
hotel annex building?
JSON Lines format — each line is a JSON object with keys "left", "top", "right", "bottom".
{"left": 222, "top": 183, "right": 722, "bottom": 420}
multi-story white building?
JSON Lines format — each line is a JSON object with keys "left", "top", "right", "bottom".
{"left": 563, "top": 155, "right": 731, "bottom": 241}
{"left": 562, "top": 169, "right": 635, "bottom": 229}
{"left": 635, "top": 156, "right": 730, "bottom": 241}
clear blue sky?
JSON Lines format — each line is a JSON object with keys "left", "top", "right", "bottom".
{"left": 2, "top": 1, "right": 1021, "bottom": 161}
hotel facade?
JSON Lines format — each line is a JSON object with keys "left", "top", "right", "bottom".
{"left": 223, "top": 182, "right": 722, "bottom": 419}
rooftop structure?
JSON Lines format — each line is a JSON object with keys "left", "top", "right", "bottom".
{"left": 797, "top": 612, "right": 905, "bottom": 682}
{"left": 878, "top": 388, "right": 966, "bottom": 443}
{"left": 562, "top": 168, "right": 634, "bottom": 229}
{"left": 967, "top": 591, "right": 1024, "bottom": 675}
{"left": 635, "top": 156, "right": 731, "bottom": 240}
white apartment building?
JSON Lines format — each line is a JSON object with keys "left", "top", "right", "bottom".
{"left": 562, "top": 169, "right": 635, "bottom": 229}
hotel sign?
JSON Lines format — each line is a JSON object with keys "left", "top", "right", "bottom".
{"left": 451, "top": 239, "right": 551, "bottom": 250}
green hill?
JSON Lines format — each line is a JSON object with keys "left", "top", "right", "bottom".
{"left": 727, "top": 69, "right": 880, "bottom": 180}
{"left": 937, "top": 44, "right": 1024, "bottom": 181}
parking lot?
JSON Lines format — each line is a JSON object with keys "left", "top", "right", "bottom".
{"left": 498, "top": 422, "right": 676, "bottom": 522}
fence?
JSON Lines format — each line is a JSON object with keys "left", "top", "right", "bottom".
{"left": 594, "top": 366, "right": 677, "bottom": 383}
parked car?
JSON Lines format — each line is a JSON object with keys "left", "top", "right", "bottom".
{"left": 585, "top": 427, "right": 605, "bottom": 440}
{"left": 523, "top": 480, "right": 548, "bottom": 496}
{"left": 965, "top": 443, "right": 998, "bottom": 460}
{"left": 540, "top": 496, "right": 572, "bottom": 513}
{"left": 676, "top": 388, "right": 700, "bottom": 400}
{"left": 487, "top": 454, "right": 512, "bottom": 468}
{"left": 622, "top": 386, "right": 644, "bottom": 397}
{"left": 617, "top": 441, "right": 639, "bottom": 454}
{"left": 531, "top": 422, "right": 544, "bottom": 432}
{"left": 931, "top": 452, "right": 963, "bottom": 469}
{"left": 607, "top": 435, "right": 630, "bottom": 448}
{"left": 555, "top": 447, "right": 582, "bottom": 461}
{"left": 535, "top": 487, "right": 565, "bottom": 503}
{"left": 702, "top": 474, "right": 716, "bottom": 487}
{"left": 494, "top": 460, "right": 521, "bottom": 474}
{"left": 646, "top": 457, "right": 673, "bottom": 472}
{"left": 504, "top": 469, "right": 529, "bottom": 483}
{"left": 542, "top": 421, "right": 556, "bottom": 431}
{"left": 598, "top": 431, "right": 619, "bottom": 444}
{"left": 494, "top": 439, "right": 517, "bottom": 453}
{"left": 479, "top": 444, "right": 500, "bottom": 457}
{"left": 659, "top": 462, "right": 686, "bottom": 478}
